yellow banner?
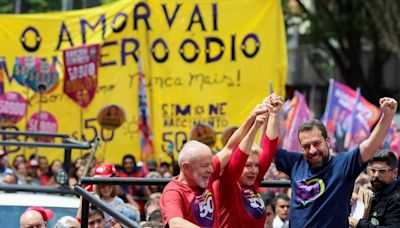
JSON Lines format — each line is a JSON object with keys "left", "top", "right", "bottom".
{"left": 0, "top": 0, "right": 287, "bottom": 164}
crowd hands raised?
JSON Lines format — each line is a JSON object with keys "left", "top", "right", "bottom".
{"left": 1, "top": 95, "right": 399, "bottom": 227}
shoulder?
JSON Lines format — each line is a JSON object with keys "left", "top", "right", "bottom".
{"left": 332, "top": 146, "right": 362, "bottom": 164}
{"left": 337, "top": 146, "right": 360, "bottom": 158}
{"left": 276, "top": 148, "right": 303, "bottom": 161}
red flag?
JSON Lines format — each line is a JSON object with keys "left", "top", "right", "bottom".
{"left": 282, "top": 91, "right": 312, "bottom": 151}
{"left": 138, "top": 57, "right": 154, "bottom": 156}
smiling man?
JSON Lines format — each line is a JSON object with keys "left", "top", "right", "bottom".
{"left": 160, "top": 102, "right": 270, "bottom": 228}
{"left": 349, "top": 150, "right": 400, "bottom": 227}
{"left": 274, "top": 97, "right": 397, "bottom": 227}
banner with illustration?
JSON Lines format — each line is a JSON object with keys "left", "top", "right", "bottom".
{"left": 63, "top": 44, "right": 100, "bottom": 108}
{"left": 0, "top": 0, "right": 287, "bottom": 163}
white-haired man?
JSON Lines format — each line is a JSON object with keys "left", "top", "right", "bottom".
{"left": 160, "top": 101, "right": 270, "bottom": 228}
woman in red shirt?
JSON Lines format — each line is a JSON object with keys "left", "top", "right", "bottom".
{"left": 215, "top": 94, "right": 282, "bottom": 228}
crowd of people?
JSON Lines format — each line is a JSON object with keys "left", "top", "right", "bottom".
{"left": 0, "top": 94, "right": 400, "bottom": 228}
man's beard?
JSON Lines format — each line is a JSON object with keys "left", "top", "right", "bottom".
{"left": 371, "top": 179, "right": 389, "bottom": 192}
{"left": 305, "top": 153, "right": 330, "bottom": 170}
{"left": 193, "top": 171, "right": 209, "bottom": 189}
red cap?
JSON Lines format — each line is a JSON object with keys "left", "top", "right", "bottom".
{"left": 26, "top": 206, "right": 54, "bottom": 222}
{"left": 27, "top": 159, "right": 39, "bottom": 168}
{"left": 94, "top": 162, "right": 116, "bottom": 177}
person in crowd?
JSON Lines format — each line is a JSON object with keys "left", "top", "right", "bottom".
{"left": 144, "top": 198, "right": 160, "bottom": 221}
{"left": 159, "top": 161, "right": 171, "bottom": 176}
{"left": 77, "top": 162, "right": 118, "bottom": 223}
{"left": 26, "top": 159, "right": 41, "bottom": 185}
{"left": 69, "top": 164, "right": 85, "bottom": 187}
{"left": 47, "top": 159, "right": 63, "bottom": 185}
{"left": 12, "top": 154, "right": 26, "bottom": 171}
{"left": 3, "top": 172, "right": 18, "bottom": 184}
{"left": 272, "top": 194, "right": 290, "bottom": 228}
{"left": 20, "top": 210, "right": 47, "bottom": 228}
{"left": 118, "top": 154, "right": 146, "bottom": 209}
{"left": 38, "top": 156, "right": 50, "bottom": 185}
{"left": 160, "top": 100, "right": 270, "bottom": 227}
{"left": 146, "top": 159, "right": 158, "bottom": 172}
{"left": 54, "top": 216, "right": 80, "bottom": 228}
{"left": 20, "top": 206, "right": 54, "bottom": 228}
{"left": 215, "top": 94, "right": 282, "bottom": 228}
{"left": 88, "top": 206, "right": 106, "bottom": 228}
{"left": 143, "top": 171, "right": 163, "bottom": 196}
{"left": 2, "top": 172, "right": 19, "bottom": 193}
{"left": 349, "top": 150, "right": 400, "bottom": 227}
{"left": 264, "top": 200, "right": 275, "bottom": 228}
{"left": 274, "top": 97, "right": 397, "bottom": 227}
{"left": 95, "top": 184, "right": 124, "bottom": 225}
{"left": 0, "top": 150, "right": 12, "bottom": 178}
{"left": 110, "top": 203, "right": 140, "bottom": 228}
{"left": 162, "top": 170, "right": 173, "bottom": 178}
{"left": 15, "top": 162, "right": 39, "bottom": 185}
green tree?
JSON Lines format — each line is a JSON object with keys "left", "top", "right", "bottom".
{"left": 285, "top": 0, "right": 399, "bottom": 103}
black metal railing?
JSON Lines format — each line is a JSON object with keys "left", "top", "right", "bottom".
{"left": 80, "top": 177, "right": 291, "bottom": 188}
{"left": 74, "top": 185, "right": 140, "bottom": 228}
{"left": 0, "top": 183, "right": 76, "bottom": 195}
{"left": 0, "top": 130, "right": 97, "bottom": 175}
{"left": 77, "top": 177, "right": 291, "bottom": 227}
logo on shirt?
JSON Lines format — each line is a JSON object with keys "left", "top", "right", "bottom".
{"left": 295, "top": 178, "right": 325, "bottom": 206}
{"left": 242, "top": 188, "right": 265, "bottom": 219}
{"left": 192, "top": 190, "right": 214, "bottom": 227}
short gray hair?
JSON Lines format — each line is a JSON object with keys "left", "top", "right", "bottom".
{"left": 54, "top": 216, "right": 79, "bottom": 228}
{"left": 178, "top": 140, "right": 210, "bottom": 167}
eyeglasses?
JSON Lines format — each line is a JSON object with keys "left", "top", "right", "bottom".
{"left": 367, "top": 167, "right": 393, "bottom": 175}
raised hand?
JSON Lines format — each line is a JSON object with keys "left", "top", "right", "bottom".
{"left": 379, "top": 97, "right": 397, "bottom": 117}
{"left": 251, "top": 103, "right": 269, "bottom": 118}
{"left": 254, "top": 114, "right": 268, "bottom": 128}
{"left": 264, "top": 93, "right": 283, "bottom": 114}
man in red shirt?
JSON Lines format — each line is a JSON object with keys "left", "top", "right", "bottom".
{"left": 160, "top": 102, "right": 269, "bottom": 228}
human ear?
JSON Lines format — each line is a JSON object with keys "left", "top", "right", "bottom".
{"left": 181, "top": 162, "right": 190, "bottom": 174}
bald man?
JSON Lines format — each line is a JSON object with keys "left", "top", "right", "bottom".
{"left": 160, "top": 101, "right": 270, "bottom": 228}
{"left": 20, "top": 209, "right": 46, "bottom": 228}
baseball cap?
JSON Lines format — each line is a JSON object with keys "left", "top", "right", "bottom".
{"left": 26, "top": 206, "right": 54, "bottom": 222}
{"left": 26, "top": 159, "right": 39, "bottom": 168}
{"left": 94, "top": 162, "right": 116, "bottom": 177}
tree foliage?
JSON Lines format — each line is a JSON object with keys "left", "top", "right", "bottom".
{"left": 284, "top": 0, "right": 399, "bottom": 103}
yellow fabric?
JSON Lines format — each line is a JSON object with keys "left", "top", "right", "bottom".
{"left": 0, "top": 0, "right": 287, "bottom": 164}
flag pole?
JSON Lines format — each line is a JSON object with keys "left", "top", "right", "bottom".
{"left": 322, "top": 78, "right": 334, "bottom": 122}
{"left": 258, "top": 81, "right": 274, "bottom": 145}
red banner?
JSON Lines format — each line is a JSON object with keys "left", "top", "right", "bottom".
{"left": 63, "top": 44, "right": 99, "bottom": 108}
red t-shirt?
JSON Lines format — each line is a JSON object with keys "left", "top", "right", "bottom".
{"left": 160, "top": 156, "right": 221, "bottom": 228}
{"left": 214, "top": 135, "right": 277, "bottom": 228}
